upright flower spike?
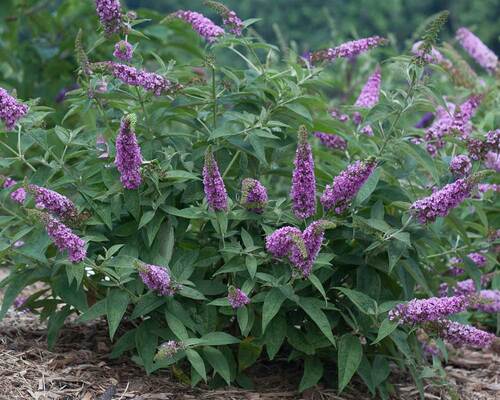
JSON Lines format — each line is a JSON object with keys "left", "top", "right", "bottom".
{"left": 204, "top": 1, "right": 244, "bottom": 36}
{"left": 410, "top": 177, "right": 474, "bottom": 223}
{"left": 449, "top": 155, "right": 472, "bottom": 177}
{"left": 107, "top": 63, "right": 172, "bottom": 96}
{"left": 113, "top": 40, "right": 133, "bottom": 61}
{"left": 289, "top": 220, "right": 335, "bottom": 277}
{"left": 456, "top": 27, "right": 498, "bottom": 73}
{"left": 203, "top": 149, "right": 228, "bottom": 211}
{"left": 291, "top": 126, "right": 316, "bottom": 219}
{"left": 321, "top": 159, "right": 376, "bottom": 214}
{"left": 95, "top": 0, "right": 123, "bottom": 34}
{"left": 227, "top": 287, "right": 250, "bottom": 309}
{"left": 0, "top": 87, "right": 28, "bottom": 130}
{"left": 353, "top": 66, "right": 381, "bottom": 135}
{"left": 115, "top": 114, "right": 143, "bottom": 190}
{"left": 42, "top": 214, "right": 86, "bottom": 263}
{"left": 136, "top": 262, "right": 175, "bottom": 296}
{"left": 241, "top": 178, "right": 268, "bottom": 213}
{"left": 311, "top": 36, "right": 386, "bottom": 63}
{"left": 388, "top": 296, "right": 468, "bottom": 324}
{"left": 314, "top": 132, "right": 347, "bottom": 151}
{"left": 174, "top": 10, "right": 225, "bottom": 43}
{"left": 437, "top": 320, "right": 495, "bottom": 348}
{"left": 28, "top": 185, "right": 78, "bottom": 222}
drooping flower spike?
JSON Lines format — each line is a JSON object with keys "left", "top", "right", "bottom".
{"left": 95, "top": 0, "right": 123, "bottom": 34}
{"left": 107, "top": 62, "right": 172, "bottom": 96}
{"left": 436, "top": 320, "right": 495, "bottom": 348}
{"left": 456, "top": 27, "right": 498, "bottom": 73}
{"left": 0, "top": 87, "right": 28, "bottom": 130}
{"left": 174, "top": 10, "right": 224, "bottom": 43}
{"left": 115, "top": 114, "right": 143, "bottom": 190}
{"left": 321, "top": 158, "right": 376, "bottom": 214}
{"left": 136, "top": 262, "right": 176, "bottom": 296}
{"left": 388, "top": 296, "right": 468, "bottom": 324}
{"left": 241, "top": 178, "right": 268, "bottom": 213}
{"left": 28, "top": 185, "right": 78, "bottom": 222}
{"left": 314, "top": 132, "right": 347, "bottom": 151}
{"left": 311, "top": 36, "right": 386, "bottom": 63}
{"left": 290, "top": 126, "right": 316, "bottom": 219}
{"left": 203, "top": 148, "right": 228, "bottom": 211}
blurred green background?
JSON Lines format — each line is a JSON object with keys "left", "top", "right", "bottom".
{"left": 0, "top": 0, "right": 498, "bottom": 103}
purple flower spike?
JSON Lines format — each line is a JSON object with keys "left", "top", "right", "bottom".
{"left": 2, "top": 177, "right": 16, "bottom": 189}
{"left": 467, "top": 252, "right": 486, "bottom": 267}
{"left": 203, "top": 149, "right": 228, "bottom": 211}
{"left": 227, "top": 287, "right": 250, "bottom": 309}
{"left": 115, "top": 115, "right": 143, "bottom": 190}
{"left": 113, "top": 40, "right": 134, "bottom": 61}
{"left": 485, "top": 151, "right": 500, "bottom": 171}
{"left": 352, "top": 66, "right": 381, "bottom": 135}
{"left": 28, "top": 185, "right": 78, "bottom": 222}
{"left": 321, "top": 159, "right": 376, "bottom": 214}
{"left": 291, "top": 126, "right": 316, "bottom": 219}
{"left": 223, "top": 11, "right": 243, "bottom": 36}
{"left": 472, "top": 290, "right": 500, "bottom": 313}
{"left": 314, "top": 132, "right": 347, "bottom": 151}
{"left": 266, "top": 226, "right": 303, "bottom": 259}
{"left": 311, "top": 36, "right": 386, "bottom": 63}
{"left": 449, "top": 155, "right": 472, "bottom": 177}
{"left": 438, "top": 320, "right": 495, "bottom": 348}
{"left": 108, "top": 63, "right": 171, "bottom": 96}
{"left": 388, "top": 296, "right": 468, "bottom": 324}
{"left": 44, "top": 215, "right": 86, "bottom": 263}
{"left": 410, "top": 178, "right": 474, "bottom": 223}
{"left": 241, "top": 178, "right": 268, "bottom": 213}
{"left": 330, "top": 109, "right": 350, "bottom": 122}
{"left": 456, "top": 27, "right": 498, "bottom": 73}
{"left": 138, "top": 263, "right": 175, "bottom": 296}
{"left": 415, "top": 112, "right": 435, "bottom": 129}
{"left": 95, "top": 0, "right": 122, "bottom": 34}
{"left": 175, "top": 10, "right": 224, "bottom": 43}
{"left": 0, "top": 87, "right": 28, "bottom": 130}
{"left": 11, "top": 188, "right": 26, "bottom": 204}
{"left": 412, "top": 40, "right": 446, "bottom": 64}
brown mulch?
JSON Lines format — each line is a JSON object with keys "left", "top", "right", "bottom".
{"left": 0, "top": 267, "right": 499, "bottom": 400}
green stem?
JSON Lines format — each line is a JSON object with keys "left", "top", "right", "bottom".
{"left": 222, "top": 150, "right": 241, "bottom": 179}
{"left": 212, "top": 64, "right": 217, "bottom": 130}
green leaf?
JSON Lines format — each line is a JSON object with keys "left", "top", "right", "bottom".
{"left": 338, "top": 334, "right": 363, "bottom": 392}
{"left": 388, "top": 240, "right": 406, "bottom": 272}
{"left": 138, "top": 210, "right": 156, "bottom": 229}
{"left": 246, "top": 255, "right": 257, "bottom": 279}
{"left": 203, "top": 346, "right": 231, "bottom": 385}
{"left": 299, "top": 357, "right": 323, "bottom": 392}
{"left": 372, "top": 318, "right": 398, "bottom": 345}
{"left": 238, "top": 339, "right": 262, "bottom": 371}
{"left": 106, "top": 289, "right": 130, "bottom": 340}
{"left": 335, "top": 287, "right": 377, "bottom": 315}
{"left": 285, "top": 103, "right": 312, "bottom": 121}
{"left": 131, "top": 292, "right": 165, "bottom": 319}
{"left": 0, "top": 271, "right": 32, "bottom": 321}
{"left": 77, "top": 299, "right": 106, "bottom": 323}
{"left": 186, "top": 349, "right": 207, "bottom": 381}
{"left": 165, "top": 310, "right": 189, "bottom": 340}
{"left": 355, "top": 167, "right": 380, "bottom": 204}
{"left": 237, "top": 306, "right": 249, "bottom": 333}
{"left": 135, "top": 320, "right": 158, "bottom": 374}
{"left": 265, "top": 314, "right": 286, "bottom": 360}
{"left": 47, "top": 305, "right": 72, "bottom": 351}
{"left": 201, "top": 332, "right": 241, "bottom": 346}
{"left": 299, "top": 298, "right": 335, "bottom": 345}
{"left": 262, "top": 288, "right": 286, "bottom": 333}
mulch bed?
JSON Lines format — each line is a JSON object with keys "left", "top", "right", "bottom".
{"left": 1, "top": 267, "right": 499, "bottom": 400}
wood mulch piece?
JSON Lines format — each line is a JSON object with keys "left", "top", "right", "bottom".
{"left": 1, "top": 267, "right": 499, "bottom": 399}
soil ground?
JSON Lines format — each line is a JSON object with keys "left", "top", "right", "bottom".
{"left": 1, "top": 267, "right": 499, "bottom": 400}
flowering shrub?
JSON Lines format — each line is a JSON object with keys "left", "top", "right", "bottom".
{"left": 0, "top": 2, "right": 499, "bottom": 397}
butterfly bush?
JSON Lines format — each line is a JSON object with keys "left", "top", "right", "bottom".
{"left": 266, "top": 226, "right": 304, "bottom": 259}
{"left": 174, "top": 10, "right": 224, "bottom": 43}
{"left": 95, "top": 0, "right": 122, "bottom": 34}
{"left": 227, "top": 287, "right": 250, "bottom": 309}
{"left": 437, "top": 320, "right": 495, "bottom": 348}
{"left": 203, "top": 149, "right": 228, "bottom": 211}
{"left": 456, "top": 27, "right": 498, "bottom": 73}
{"left": 353, "top": 66, "right": 381, "bottom": 135}
{"left": 321, "top": 159, "right": 376, "bottom": 214}
{"left": 314, "top": 132, "right": 347, "bottom": 150}
{"left": 115, "top": 115, "right": 143, "bottom": 190}
{"left": 471, "top": 290, "right": 500, "bottom": 313}
{"left": 11, "top": 188, "right": 26, "bottom": 204}
{"left": 137, "top": 263, "right": 175, "bottom": 296}
{"left": 113, "top": 40, "right": 134, "bottom": 61}
{"left": 43, "top": 214, "right": 86, "bottom": 263}
{"left": 107, "top": 63, "right": 172, "bottom": 95}
{"left": 388, "top": 296, "right": 468, "bottom": 324}
{"left": 411, "top": 41, "right": 446, "bottom": 64}
{"left": 449, "top": 155, "right": 472, "bottom": 177}
{"left": 156, "top": 340, "right": 184, "bottom": 359}
{"left": 241, "top": 178, "right": 268, "bottom": 213}
{"left": 290, "top": 127, "right": 316, "bottom": 219}
{"left": 311, "top": 36, "right": 385, "bottom": 63}
{"left": 28, "top": 185, "right": 78, "bottom": 222}
{"left": 0, "top": 87, "right": 28, "bottom": 130}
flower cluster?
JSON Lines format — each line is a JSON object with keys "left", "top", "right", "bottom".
{"left": 447, "top": 252, "right": 487, "bottom": 275}
{"left": 330, "top": 109, "right": 350, "bottom": 122}
{"left": 0, "top": 87, "right": 28, "bottom": 130}
{"left": 485, "top": 151, "right": 500, "bottom": 171}
{"left": 410, "top": 177, "right": 474, "bottom": 223}
{"left": 478, "top": 183, "right": 500, "bottom": 193}
{"left": 314, "top": 132, "right": 347, "bottom": 151}
{"left": 205, "top": 1, "right": 243, "bottom": 36}
{"left": 437, "top": 320, "right": 495, "bottom": 348}
{"left": 11, "top": 188, "right": 26, "bottom": 204}
{"left": 388, "top": 296, "right": 468, "bottom": 324}
{"left": 227, "top": 287, "right": 250, "bottom": 309}
{"left": 28, "top": 185, "right": 78, "bottom": 222}
{"left": 174, "top": 10, "right": 224, "bottom": 43}
{"left": 450, "top": 95, "right": 482, "bottom": 138}
{"left": 411, "top": 40, "right": 446, "bottom": 64}
{"left": 44, "top": 214, "right": 86, "bottom": 263}
{"left": 113, "top": 40, "right": 133, "bottom": 61}
{"left": 108, "top": 63, "right": 171, "bottom": 96}
{"left": 471, "top": 290, "right": 500, "bottom": 313}
{"left": 156, "top": 340, "right": 184, "bottom": 359}
{"left": 137, "top": 263, "right": 175, "bottom": 296}
{"left": 449, "top": 155, "right": 472, "bottom": 177}
{"left": 2, "top": 176, "right": 16, "bottom": 189}
{"left": 456, "top": 27, "right": 498, "bottom": 73}
{"left": 95, "top": 0, "right": 122, "bottom": 34}
{"left": 266, "top": 226, "right": 303, "bottom": 258}
{"left": 321, "top": 159, "right": 376, "bottom": 214}
{"left": 311, "top": 36, "right": 385, "bottom": 63}
{"left": 115, "top": 115, "right": 143, "bottom": 190}
{"left": 352, "top": 66, "right": 381, "bottom": 135}
{"left": 415, "top": 112, "right": 434, "bottom": 129}
{"left": 203, "top": 149, "right": 228, "bottom": 211}
{"left": 291, "top": 127, "right": 316, "bottom": 219}
{"left": 241, "top": 178, "right": 268, "bottom": 213}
